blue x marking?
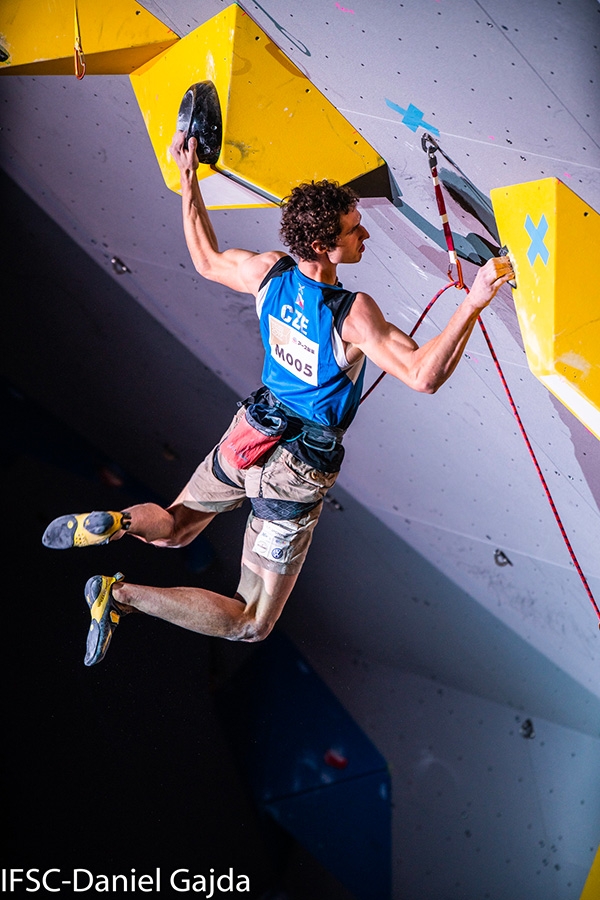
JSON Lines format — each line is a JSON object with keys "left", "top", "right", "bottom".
{"left": 525, "top": 213, "right": 550, "bottom": 266}
{"left": 385, "top": 98, "right": 440, "bottom": 136}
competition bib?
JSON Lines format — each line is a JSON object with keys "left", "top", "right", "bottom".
{"left": 268, "top": 314, "right": 319, "bottom": 386}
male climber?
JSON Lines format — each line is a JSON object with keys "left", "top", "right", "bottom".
{"left": 42, "top": 131, "right": 514, "bottom": 665}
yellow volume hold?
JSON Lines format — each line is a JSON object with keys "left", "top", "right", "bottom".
{"left": 130, "top": 3, "right": 387, "bottom": 209}
{"left": 491, "top": 177, "right": 600, "bottom": 440}
{"left": 0, "top": 0, "right": 178, "bottom": 76}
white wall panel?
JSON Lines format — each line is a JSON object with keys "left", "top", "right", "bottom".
{"left": 303, "top": 643, "right": 600, "bottom": 900}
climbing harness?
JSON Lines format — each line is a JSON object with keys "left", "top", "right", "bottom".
{"left": 236, "top": 387, "right": 346, "bottom": 467}
{"left": 361, "top": 133, "right": 600, "bottom": 625}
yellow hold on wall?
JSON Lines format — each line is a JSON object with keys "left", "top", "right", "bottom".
{"left": 580, "top": 844, "right": 600, "bottom": 900}
{"left": 0, "top": 0, "right": 178, "bottom": 76}
{"left": 491, "top": 178, "right": 600, "bottom": 440}
{"left": 129, "top": 3, "right": 387, "bottom": 209}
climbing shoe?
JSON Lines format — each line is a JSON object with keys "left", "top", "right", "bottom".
{"left": 84, "top": 572, "right": 125, "bottom": 666}
{"left": 42, "top": 511, "right": 130, "bottom": 549}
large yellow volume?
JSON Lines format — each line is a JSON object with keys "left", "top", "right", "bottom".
{"left": 0, "top": 0, "right": 178, "bottom": 76}
{"left": 129, "top": 3, "right": 387, "bottom": 209}
{"left": 491, "top": 178, "right": 600, "bottom": 440}
{"left": 580, "top": 845, "right": 600, "bottom": 900}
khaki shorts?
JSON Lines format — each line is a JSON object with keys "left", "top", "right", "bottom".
{"left": 171, "top": 408, "right": 340, "bottom": 575}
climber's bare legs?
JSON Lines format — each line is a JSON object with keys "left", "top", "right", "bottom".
{"left": 116, "top": 501, "right": 216, "bottom": 547}
{"left": 112, "top": 556, "right": 296, "bottom": 642}
{"left": 110, "top": 502, "right": 296, "bottom": 641}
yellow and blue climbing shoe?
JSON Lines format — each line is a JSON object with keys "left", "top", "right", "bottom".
{"left": 42, "top": 511, "right": 130, "bottom": 549}
{"left": 84, "top": 572, "right": 125, "bottom": 666}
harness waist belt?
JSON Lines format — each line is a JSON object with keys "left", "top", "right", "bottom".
{"left": 244, "top": 387, "right": 346, "bottom": 451}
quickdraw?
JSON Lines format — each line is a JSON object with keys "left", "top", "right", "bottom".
{"left": 421, "top": 133, "right": 464, "bottom": 289}
{"left": 361, "top": 134, "right": 600, "bottom": 625}
{"left": 360, "top": 134, "right": 463, "bottom": 404}
{"left": 74, "top": 1, "right": 86, "bottom": 80}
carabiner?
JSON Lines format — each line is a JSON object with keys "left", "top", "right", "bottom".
{"left": 421, "top": 133, "right": 439, "bottom": 155}
{"left": 73, "top": 1, "right": 86, "bottom": 80}
{"left": 74, "top": 41, "right": 86, "bottom": 80}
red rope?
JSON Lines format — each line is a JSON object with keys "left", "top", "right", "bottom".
{"left": 360, "top": 135, "right": 599, "bottom": 623}
{"left": 476, "top": 314, "right": 600, "bottom": 622}
{"left": 360, "top": 279, "right": 460, "bottom": 403}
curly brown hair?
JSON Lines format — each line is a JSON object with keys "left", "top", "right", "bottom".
{"left": 279, "top": 180, "right": 359, "bottom": 261}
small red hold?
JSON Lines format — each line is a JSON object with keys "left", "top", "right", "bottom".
{"left": 324, "top": 748, "right": 349, "bottom": 769}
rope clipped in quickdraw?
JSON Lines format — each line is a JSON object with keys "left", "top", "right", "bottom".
{"left": 362, "top": 132, "right": 600, "bottom": 625}
{"left": 421, "top": 133, "right": 465, "bottom": 290}
{"left": 425, "top": 136, "right": 599, "bottom": 624}
{"left": 74, "top": 0, "right": 86, "bottom": 80}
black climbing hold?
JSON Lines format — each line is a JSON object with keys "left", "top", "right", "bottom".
{"left": 177, "top": 81, "right": 223, "bottom": 166}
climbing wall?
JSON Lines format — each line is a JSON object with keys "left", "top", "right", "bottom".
{"left": 1, "top": 0, "right": 599, "bottom": 897}
{"left": 301, "top": 642, "right": 600, "bottom": 900}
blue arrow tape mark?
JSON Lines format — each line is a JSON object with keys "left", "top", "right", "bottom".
{"left": 385, "top": 99, "right": 440, "bottom": 136}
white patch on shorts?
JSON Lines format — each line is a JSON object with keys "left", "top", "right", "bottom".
{"left": 252, "top": 519, "right": 298, "bottom": 565}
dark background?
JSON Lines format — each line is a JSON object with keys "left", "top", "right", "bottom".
{"left": 1, "top": 172, "right": 354, "bottom": 899}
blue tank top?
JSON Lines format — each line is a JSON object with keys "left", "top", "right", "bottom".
{"left": 256, "top": 257, "right": 366, "bottom": 428}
